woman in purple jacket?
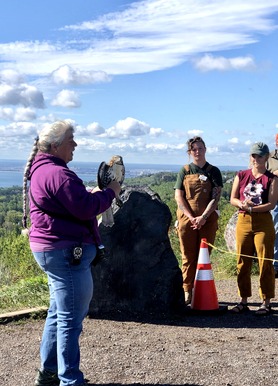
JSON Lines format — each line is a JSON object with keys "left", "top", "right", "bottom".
{"left": 22, "top": 120, "right": 120, "bottom": 386}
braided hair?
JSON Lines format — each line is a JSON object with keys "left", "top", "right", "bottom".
{"left": 22, "top": 136, "right": 39, "bottom": 235}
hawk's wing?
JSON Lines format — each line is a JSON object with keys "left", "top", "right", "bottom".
{"left": 97, "top": 155, "right": 125, "bottom": 189}
{"left": 97, "top": 155, "right": 125, "bottom": 227}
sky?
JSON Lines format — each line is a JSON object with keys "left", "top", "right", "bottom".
{"left": 0, "top": 0, "right": 278, "bottom": 166}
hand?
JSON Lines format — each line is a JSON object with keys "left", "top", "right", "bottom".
{"left": 241, "top": 200, "right": 254, "bottom": 211}
{"left": 191, "top": 215, "right": 206, "bottom": 230}
{"left": 91, "top": 186, "right": 101, "bottom": 193}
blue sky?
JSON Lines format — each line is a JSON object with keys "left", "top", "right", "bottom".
{"left": 0, "top": 0, "right": 278, "bottom": 166}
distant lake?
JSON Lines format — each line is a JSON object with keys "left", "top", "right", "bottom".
{"left": 0, "top": 159, "right": 244, "bottom": 188}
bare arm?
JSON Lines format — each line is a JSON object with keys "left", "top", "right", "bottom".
{"left": 230, "top": 175, "right": 242, "bottom": 209}
{"left": 202, "top": 186, "right": 222, "bottom": 219}
{"left": 174, "top": 189, "right": 195, "bottom": 222}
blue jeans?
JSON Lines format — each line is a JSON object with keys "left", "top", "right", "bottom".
{"left": 271, "top": 204, "right": 278, "bottom": 271}
{"left": 33, "top": 244, "right": 96, "bottom": 386}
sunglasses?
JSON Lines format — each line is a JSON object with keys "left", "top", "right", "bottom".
{"left": 188, "top": 136, "right": 203, "bottom": 143}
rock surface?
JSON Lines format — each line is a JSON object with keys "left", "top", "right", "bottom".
{"left": 90, "top": 186, "right": 184, "bottom": 317}
{"left": 224, "top": 211, "right": 238, "bottom": 251}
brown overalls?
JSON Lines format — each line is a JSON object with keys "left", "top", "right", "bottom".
{"left": 177, "top": 165, "right": 218, "bottom": 292}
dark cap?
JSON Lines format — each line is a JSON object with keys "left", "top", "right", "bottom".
{"left": 250, "top": 142, "right": 269, "bottom": 157}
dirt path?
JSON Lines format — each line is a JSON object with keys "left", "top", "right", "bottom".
{"left": 1, "top": 278, "right": 278, "bottom": 386}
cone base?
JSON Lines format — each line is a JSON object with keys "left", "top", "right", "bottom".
{"left": 191, "top": 280, "right": 219, "bottom": 311}
{"left": 186, "top": 304, "right": 228, "bottom": 316}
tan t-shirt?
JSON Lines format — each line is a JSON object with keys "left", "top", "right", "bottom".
{"left": 267, "top": 149, "right": 278, "bottom": 173}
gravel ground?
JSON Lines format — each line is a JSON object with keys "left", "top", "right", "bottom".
{"left": 1, "top": 277, "right": 278, "bottom": 386}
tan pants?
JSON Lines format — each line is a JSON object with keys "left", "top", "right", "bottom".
{"left": 178, "top": 211, "right": 218, "bottom": 291}
{"left": 236, "top": 212, "right": 275, "bottom": 299}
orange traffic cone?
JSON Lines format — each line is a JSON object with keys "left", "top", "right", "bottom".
{"left": 191, "top": 238, "right": 219, "bottom": 311}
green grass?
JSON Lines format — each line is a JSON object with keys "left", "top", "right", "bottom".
{"left": 0, "top": 276, "right": 49, "bottom": 313}
{"left": 0, "top": 231, "right": 49, "bottom": 313}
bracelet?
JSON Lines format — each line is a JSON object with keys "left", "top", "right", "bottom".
{"left": 248, "top": 206, "right": 252, "bottom": 214}
{"left": 202, "top": 213, "right": 208, "bottom": 220}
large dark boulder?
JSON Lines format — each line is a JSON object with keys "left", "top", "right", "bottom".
{"left": 224, "top": 212, "right": 238, "bottom": 252}
{"left": 89, "top": 186, "right": 184, "bottom": 318}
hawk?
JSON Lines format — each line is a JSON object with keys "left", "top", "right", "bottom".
{"left": 97, "top": 155, "right": 125, "bottom": 227}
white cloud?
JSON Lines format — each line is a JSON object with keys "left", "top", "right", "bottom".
{"left": 0, "top": 83, "right": 45, "bottom": 108}
{"left": 76, "top": 122, "right": 105, "bottom": 136}
{"left": 0, "top": 121, "right": 37, "bottom": 137}
{"left": 108, "top": 142, "right": 138, "bottom": 151}
{"left": 14, "top": 107, "right": 37, "bottom": 122}
{"left": 145, "top": 142, "right": 188, "bottom": 153}
{"left": 51, "top": 65, "right": 111, "bottom": 85}
{"left": 228, "top": 137, "right": 239, "bottom": 144}
{"left": 51, "top": 89, "right": 81, "bottom": 108}
{"left": 106, "top": 117, "right": 151, "bottom": 138}
{"left": 245, "top": 139, "right": 252, "bottom": 146}
{"left": 193, "top": 54, "right": 256, "bottom": 72}
{"left": 87, "top": 122, "right": 105, "bottom": 135}
{"left": 187, "top": 129, "right": 204, "bottom": 137}
{"left": 75, "top": 138, "right": 107, "bottom": 151}
{"left": 0, "top": 1, "right": 277, "bottom": 76}
{"left": 150, "top": 127, "right": 164, "bottom": 136}
{"left": 206, "top": 146, "right": 219, "bottom": 154}
{"left": 38, "top": 113, "right": 58, "bottom": 122}
{"left": 75, "top": 137, "right": 187, "bottom": 155}
{"left": 0, "top": 69, "right": 24, "bottom": 84}
{"left": 0, "top": 1, "right": 277, "bottom": 165}
{"left": 146, "top": 143, "right": 168, "bottom": 151}
{"left": 0, "top": 106, "right": 36, "bottom": 122}
{"left": 0, "top": 107, "right": 14, "bottom": 121}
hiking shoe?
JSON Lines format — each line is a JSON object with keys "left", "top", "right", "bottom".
{"left": 34, "top": 369, "right": 60, "bottom": 386}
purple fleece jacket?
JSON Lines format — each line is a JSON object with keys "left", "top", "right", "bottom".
{"left": 28, "top": 153, "right": 115, "bottom": 249}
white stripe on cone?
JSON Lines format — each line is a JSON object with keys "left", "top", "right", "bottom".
{"left": 195, "top": 270, "right": 214, "bottom": 281}
{"left": 197, "top": 247, "right": 210, "bottom": 264}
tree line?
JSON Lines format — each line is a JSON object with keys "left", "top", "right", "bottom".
{"left": 0, "top": 171, "right": 236, "bottom": 235}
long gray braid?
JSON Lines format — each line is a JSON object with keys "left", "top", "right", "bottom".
{"left": 22, "top": 136, "right": 39, "bottom": 235}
